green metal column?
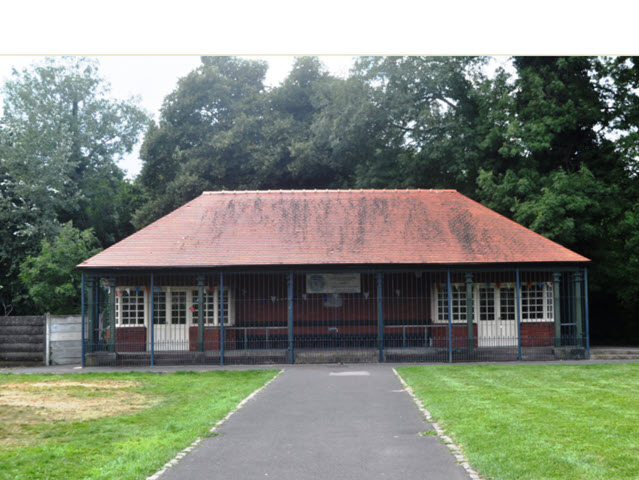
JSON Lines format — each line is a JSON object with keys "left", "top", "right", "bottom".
{"left": 574, "top": 271, "right": 583, "bottom": 346}
{"left": 465, "top": 272, "right": 473, "bottom": 349}
{"left": 287, "top": 272, "right": 294, "bottom": 364}
{"left": 377, "top": 273, "right": 384, "bottom": 363}
{"left": 107, "top": 277, "right": 116, "bottom": 353}
{"left": 197, "top": 275, "right": 204, "bottom": 352}
{"left": 553, "top": 272, "right": 561, "bottom": 347}
{"left": 86, "top": 275, "right": 95, "bottom": 353}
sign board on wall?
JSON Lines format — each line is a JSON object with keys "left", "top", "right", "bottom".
{"left": 306, "top": 273, "right": 361, "bottom": 294}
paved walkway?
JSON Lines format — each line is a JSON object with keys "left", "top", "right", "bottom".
{"left": 160, "top": 364, "right": 470, "bottom": 480}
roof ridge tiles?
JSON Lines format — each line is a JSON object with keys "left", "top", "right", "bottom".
{"left": 201, "top": 189, "right": 458, "bottom": 195}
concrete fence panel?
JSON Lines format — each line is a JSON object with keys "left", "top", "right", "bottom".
{"left": 47, "top": 314, "right": 82, "bottom": 365}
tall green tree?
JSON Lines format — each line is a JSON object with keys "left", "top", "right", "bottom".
{"left": 134, "top": 56, "right": 268, "bottom": 228}
{"left": 0, "top": 57, "right": 148, "bottom": 314}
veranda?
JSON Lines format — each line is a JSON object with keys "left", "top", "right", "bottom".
{"left": 81, "top": 265, "right": 589, "bottom": 366}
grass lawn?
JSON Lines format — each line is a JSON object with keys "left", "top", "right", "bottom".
{"left": 397, "top": 363, "right": 639, "bottom": 480}
{"left": 0, "top": 369, "right": 279, "bottom": 480}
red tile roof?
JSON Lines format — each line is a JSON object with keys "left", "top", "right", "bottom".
{"left": 78, "top": 189, "right": 589, "bottom": 269}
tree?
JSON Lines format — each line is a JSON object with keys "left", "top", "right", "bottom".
{"left": 0, "top": 57, "right": 148, "bottom": 314}
{"left": 19, "top": 222, "right": 101, "bottom": 314}
{"left": 134, "top": 56, "right": 268, "bottom": 228}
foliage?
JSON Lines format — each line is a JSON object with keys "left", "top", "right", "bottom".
{"left": 2, "top": 55, "right": 639, "bottom": 340}
{"left": 131, "top": 55, "right": 639, "bottom": 342}
{"left": 398, "top": 364, "right": 639, "bottom": 480}
{"left": 0, "top": 57, "right": 148, "bottom": 314}
{"left": 18, "top": 222, "right": 100, "bottom": 314}
{"left": 0, "top": 370, "right": 278, "bottom": 480}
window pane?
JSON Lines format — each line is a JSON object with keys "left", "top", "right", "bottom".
{"left": 479, "top": 287, "right": 495, "bottom": 321}
{"left": 172, "top": 291, "right": 187, "bottom": 324}
{"left": 500, "top": 287, "right": 515, "bottom": 321}
{"left": 153, "top": 291, "right": 166, "bottom": 324}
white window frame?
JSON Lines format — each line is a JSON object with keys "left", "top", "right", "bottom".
{"left": 115, "top": 287, "right": 147, "bottom": 326}
{"left": 520, "top": 282, "right": 554, "bottom": 322}
{"left": 433, "top": 281, "right": 555, "bottom": 324}
{"left": 431, "top": 283, "right": 467, "bottom": 323}
{"left": 151, "top": 286, "right": 235, "bottom": 327}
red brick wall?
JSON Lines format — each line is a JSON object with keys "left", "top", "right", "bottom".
{"left": 430, "top": 324, "right": 478, "bottom": 348}
{"left": 188, "top": 326, "right": 236, "bottom": 351}
{"left": 520, "top": 322, "right": 554, "bottom": 346}
{"left": 115, "top": 327, "right": 147, "bottom": 352}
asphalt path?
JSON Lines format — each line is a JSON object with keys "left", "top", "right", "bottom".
{"left": 160, "top": 364, "right": 471, "bottom": 480}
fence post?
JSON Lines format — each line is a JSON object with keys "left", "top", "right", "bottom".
{"left": 553, "top": 272, "right": 561, "bottom": 347}
{"left": 465, "top": 272, "right": 473, "bottom": 350}
{"left": 516, "top": 268, "right": 522, "bottom": 361}
{"left": 584, "top": 267, "right": 590, "bottom": 359}
{"left": 150, "top": 273, "right": 154, "bottom": 366}
{"left": 45, "top": 313, "right": 51, "bottom": 366}
{"left": 81, "top": 273, "right": 85, "bottom": 367}
{"left": 446, "top": 269, "right": 453, "bottom": 363}
{"left": 288, "top": 272, "right": 294, "bottom": 364}
{"left": 220, "top": 272, "right": 224, "bottom": 366}
{"left": 377, "top": 272, "right": 384, "bottom": 363}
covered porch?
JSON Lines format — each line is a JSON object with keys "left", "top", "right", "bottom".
{"left": 81, "top": 265, "right": 589, "bottom": 366}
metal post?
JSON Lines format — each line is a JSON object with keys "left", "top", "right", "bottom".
{"left": 465, "top": 272, "right": 473, "bottom": 350}
{"left": 220, "top": 272, "right": 225, "bottom": 366}
{"left": 516, "top": 268, "right": 522, "bottom": 361}
{"left": 81, "top": 273, "right": 85, "bottom": 367}
{"left": 553, "top": 272, "right": 562, "bottom": 347}
{"left": 287, "top": 272, "right": 294, "bottom": 364}
{"left": 377, "top": 272, "right": 384, "bottom": 363}
{"left": 108, "top": 277, "right": 116, "bottom": 353}
{"left": 197, "top": 275, "right": 204, "bottom": 352}
{"left": 150, "top": 273, "right": 155, "bottom": 366}
{"left": 584, "top": 267, "right": 590, "bottom": 359}
{"left": 574, "top": 270, "right": 583, "bottom": 347}
{"left": 85, "top": 275, "right": 95, "bottom": 354}
{"left": 446, "top": 269, "right": 453, "bottom": 363}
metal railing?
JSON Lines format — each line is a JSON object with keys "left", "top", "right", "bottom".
{"left": 81, "top": 267, "right": 589, "bottom": 366}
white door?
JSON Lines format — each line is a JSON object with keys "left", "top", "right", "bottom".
{"left": 150, "top": 289, "right": 190, "bottom": 351}
{"left": 477, "top": 285, "right": 517, "bottom": 347}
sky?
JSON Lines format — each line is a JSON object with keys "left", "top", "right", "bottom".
{"left": 0, "top": 55, "right": 357, "bottom": 177}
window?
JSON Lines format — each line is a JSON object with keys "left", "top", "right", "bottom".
{"left": 478, "top": 287, "right": 495, "bottom": 321}
{"left": 434, "top": 284, "right": 467, "bottom": 323}
{"left": 191, "top": 289, "right": 216, "bottom": 325}
{"left": 218, "top": 287, "right": 233, "bottom": 326}
{"left": 116, "top": 288, "right": 145, "bottom": 326}
{"left": 153, "top": 290, "right": 167, "bottom": 325}
{"left": 499, "top": 287, "right": 516, "bottom": 321}
{"left": 171, "top": 291, "right": 187, "bottom": 325}
{"left": 114, "top": 286, "right": 235, "bottom": 327}
{"left": 521, "top": 283, "right": 553, "bottom": 322}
